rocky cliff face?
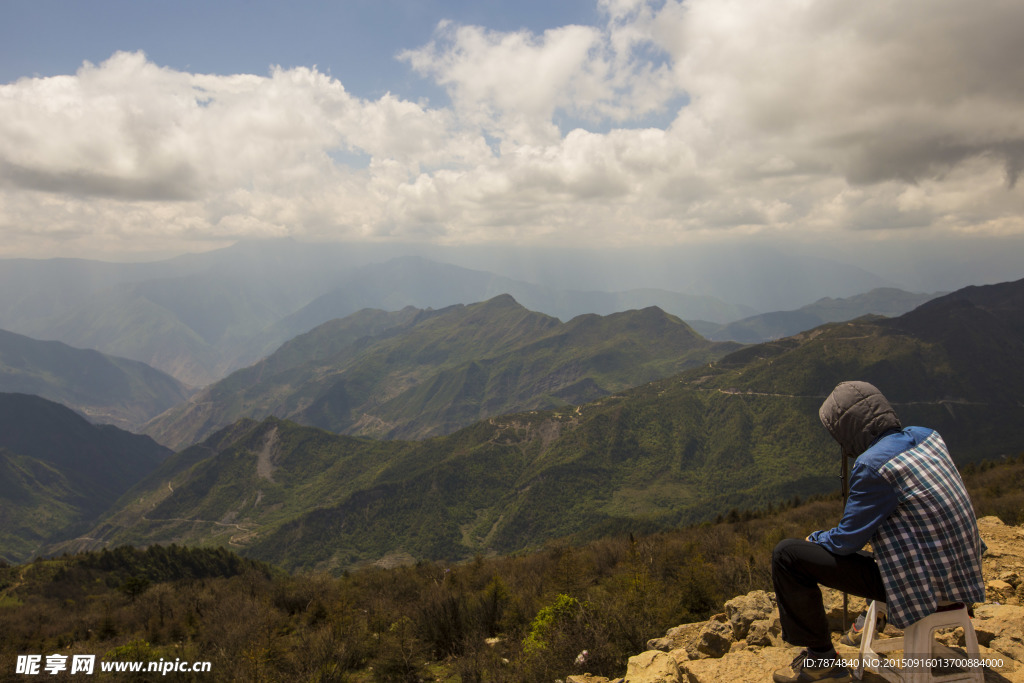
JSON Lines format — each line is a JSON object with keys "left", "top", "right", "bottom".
{"left": 570, "top": 516, "right": 1024, "bottom": 683}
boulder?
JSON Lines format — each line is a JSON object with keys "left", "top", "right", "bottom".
{"left": 623, "top": 650, "right": 682, "bottom": 683}
{"left": 695, "top": 613, "right": 734, "bottom": 658}
{"left": 745, "top": 618, "right": 777, "bottom": 647}
{"left": 679, "top": 647, "right": 810, "bottom": 683}
{"left": 979, "top": 516, "right": 1024, "bottom": 591}
{"left": 987, "top": 579, "right": 1016, "bottom": 603}
{"left": 998, "top": 571, "right": 1020, "bottom": 588}
{"left": 647, "top": 622, "right": 704, "bottom": 652}
{"left": 969, "top": 603, "right": 1024, "bottom": 666}
{"left": 976, "top": 644, "right": 1024, "bottom": 681}
{"left": 566, "top": 675, "right": 613, "bottom": 683}
{"left": 723, "top": 590, "right": 775, "bottom": 640}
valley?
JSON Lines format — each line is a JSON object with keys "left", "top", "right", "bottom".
{"left": 1, "top": 255, "right": 1021, "bottom": 576}
{"left": 15, "top": 277, "right": 1019, "bottom": 573}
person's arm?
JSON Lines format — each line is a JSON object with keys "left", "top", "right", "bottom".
{"left": 807, "top": 463, "right": 898, "bottom": 555}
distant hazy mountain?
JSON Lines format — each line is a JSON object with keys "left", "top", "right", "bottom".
{"left": 427, "top": 242, "right": 898, "bottom": 311}
{"left": 690, "top": 288, "right": 944, "bottom": 343}
{"left": 276, "top": 255, "right": 756, "bottom": 341}
{"left": 0, "top": 393, "right": 170, "bottom": 563}
{"left": 0, "top": 244, "right": 750, "bottom": 387}
{"left": 69, "top": 278, "right": 1024, "bottom": 571}
{"left": 2, "top": 243, "right": 358, "bottom": 387}
{"left": 145, "top": 295, "right": 740, "bottom": 450}
{"left": 0, "top": 329, "right": 192, "bottom": 430}
{"left": 7, "top": 240, "right": 895, "bottom": 387}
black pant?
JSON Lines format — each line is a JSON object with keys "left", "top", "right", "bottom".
{"left": 771, "top": 538, "right": 888, "bottom": 650}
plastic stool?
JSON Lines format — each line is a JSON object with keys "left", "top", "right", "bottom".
{"left": 855, "top": 600, "right": 983, "bottom": 682}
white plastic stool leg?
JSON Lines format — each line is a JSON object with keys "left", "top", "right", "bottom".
{"left": 856, "top": 600, "right": 983, "bottom": 683}
{"left": 902, "top": 604, "right": 983, "bottom": 683}
{"left": 857, "top": 600, "right": 901, "bottom": 682}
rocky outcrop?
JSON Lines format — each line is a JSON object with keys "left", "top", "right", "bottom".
{"left": 623, "top": 651, "right": 683, "bottom": 682}
{"left": 974, "top": 604, "right": 1024, "bottom": 665}
{"left": 596, "top": 517, "right": 1024, "bottom": 683}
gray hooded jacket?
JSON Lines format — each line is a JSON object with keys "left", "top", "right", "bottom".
{"left": 819, "top": 381, "right": 901, "bottom": 457}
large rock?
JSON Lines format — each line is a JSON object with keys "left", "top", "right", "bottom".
{"left": 647, "top": 622, "right": 704, "bottom": 652}
{"left": 679, "top": 647, "right": 807, "bottom": 683}
{"left": 695, "top": 613, "right": 734, "bottom": 658}
{"left": 979, "top": 516, "right": 1024, "bottom": 609}
{"left": 975, "top": 644, "right": 1024, "bottom": 682}
{"left": 680, "top": 649, "right": 900, "bottom": 682}
{"left": 623, "top": 650, "right": 682, "bottom": 683}
{"left": 723, "top": 590, "right": 775, "bottom": 641}
{"left": 987, "top": 579, "right": 1016, "bottom": 603}
{"left": 745, "top": 618, "right": 779, "bottom": 648}
{"left": 973, "top": 603, "right": 1024, "bottom": 664}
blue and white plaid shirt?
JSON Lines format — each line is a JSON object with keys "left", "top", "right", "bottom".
{"left": 809, "top": 427, "right": 986, "bottom": 629}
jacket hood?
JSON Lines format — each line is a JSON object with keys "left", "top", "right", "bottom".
{"left": 819, "top": 381, "right": 902, "bottom": 457}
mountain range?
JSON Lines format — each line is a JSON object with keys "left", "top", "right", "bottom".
{"left": 143, "top": 296, "right": 740, "bottom": 450}
{"left": 273, "top": 254, "right": 758, "bottom": 340}
{"left": 0, "top": 240, "right": 917, "bottom": 386}
{"left": 46, "top": 277, "right": 1024, "bottom": 572}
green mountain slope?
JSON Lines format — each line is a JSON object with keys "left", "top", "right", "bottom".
{"left": 62, "top": 418, "right": 418, "bottom": 563}
{"left": 144, "top": 296, "right": 737, "bottom": 449}
{"left": 62, "top": 278, "right": 1024, "bottom": 572}
{"left": 0, "top": 393, "right": 171, "bottom": 563}
{"left": 0, "top": 448, "right": 81, "bottom": 563}
{"left": 0, "top": 328, "right": 192, "bottom": 430}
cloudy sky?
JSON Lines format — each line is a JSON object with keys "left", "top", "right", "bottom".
{"left": 2, "top": 0, "right": 1023, "bottom": 285}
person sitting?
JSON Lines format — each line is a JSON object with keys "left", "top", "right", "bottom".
{"left": 770, "top": 381, "right": 986, "bottom": 683}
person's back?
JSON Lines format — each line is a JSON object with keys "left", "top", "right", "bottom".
{"left": 855, "top": 425, "right": 985, "bottom": 628}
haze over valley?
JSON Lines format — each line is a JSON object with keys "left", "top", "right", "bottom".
{"left": 2, "top": 266, "right": 1022, "bottom": 570}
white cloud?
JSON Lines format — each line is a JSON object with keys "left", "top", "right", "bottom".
{"left": 2, "top": 0, "right": 1024, "bottom": 259}
{"left": 0, "top": 51, "right": 494, "bottom": 254}
{"left": 400, "top": 22, "right": 605, "bottom": 145}
{"left": 667, "top": 0, "right": 1024, "bottom": 187}
{"left": 399, "top": 9, "right": 685, "bottom": 145}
